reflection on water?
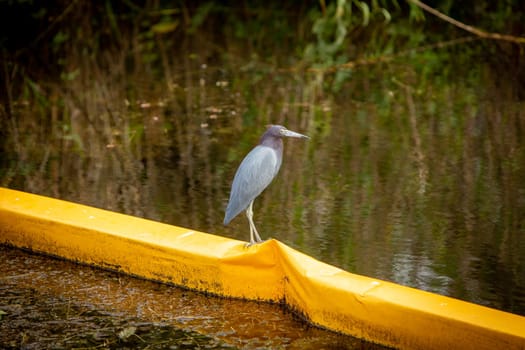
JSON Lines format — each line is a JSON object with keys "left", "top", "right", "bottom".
{"left": 2, "top": 49, "right": 525, "bottom": 319}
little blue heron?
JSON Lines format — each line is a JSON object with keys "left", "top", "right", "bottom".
{"left": 224, "top": 125, "right": 309, "bottom": 245}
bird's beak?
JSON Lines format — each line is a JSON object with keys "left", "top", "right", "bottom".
{"left": 281, "top": 128, "right": 310, "bottom": 139}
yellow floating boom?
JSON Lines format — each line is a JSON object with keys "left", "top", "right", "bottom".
{"left": 0, "top": 187, "right": 524, "bottom": 349}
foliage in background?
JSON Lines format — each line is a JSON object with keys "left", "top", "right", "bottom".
{"left": 1, "top": 0, "right": 524, "bottom": 197}
{"left": 1, "top": 0, "right": 523, "bottom": 98}
{"left": 0, "top": 0, "right": 525, "bottom": 316}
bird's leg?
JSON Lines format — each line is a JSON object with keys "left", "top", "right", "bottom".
{"left": 246, "top": 204, "right": 256, "bottom": 245}
{"left": 246, "top": 201, "right": 263, "bottom": 245}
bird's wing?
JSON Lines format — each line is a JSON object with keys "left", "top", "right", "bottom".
{"left": 224, "top": 146, "right": 279, "bottom": 224}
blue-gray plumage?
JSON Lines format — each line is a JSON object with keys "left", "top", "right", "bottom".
{"left": 224, "top": 125, "right": 309, "bottom": 245}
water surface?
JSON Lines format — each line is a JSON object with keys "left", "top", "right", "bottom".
{"left": 3, "top": 46, "right": 525, "bottom": 319}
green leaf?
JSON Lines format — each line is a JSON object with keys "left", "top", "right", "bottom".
{"left": 189, "top": 2, "right": 215, "bottom": 33}
{"left": 151, "top": 20, "right": 179, "bottom": 34}
{"left": 358, "top": 1, "right": 370, "bottom": 26}
{"left": 381, "top": 8, "right": 391, "bottom": 23}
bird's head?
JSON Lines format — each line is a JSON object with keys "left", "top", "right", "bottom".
{"left": 265, "top": 125, "right": 310, "bottom": 139}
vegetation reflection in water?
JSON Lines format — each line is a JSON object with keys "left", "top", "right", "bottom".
{"left": 1, "top": 1, "right": 524, "bottom": 320}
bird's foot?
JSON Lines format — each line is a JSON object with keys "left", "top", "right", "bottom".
{"left": 244, "top": 238, "right": 269, "bottom": 248}
{"left": 245, "top": 242, "right": 255, "bottom": 248}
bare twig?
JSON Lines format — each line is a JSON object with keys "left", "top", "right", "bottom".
{"left": 308, "top": 0, "right": 524, "bottom": 74}
{"left": 28, "top": 0, "right": 81, "bottom": 51}
{"left": 407, "top": 0, "right": 525, "bottom": 44}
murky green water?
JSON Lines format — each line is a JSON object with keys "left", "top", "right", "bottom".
{"left": 2, "top": 10, "right": 525, "bottom": 345}
{"left": 2, "top": 3, "right": 525, "bottom": 348}
{"left": 3, "top": 57, "right": 524, "bottom": 319}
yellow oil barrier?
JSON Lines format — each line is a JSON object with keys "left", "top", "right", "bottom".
{"left": 0, "top": 187, "right": 524, "bottom": 349}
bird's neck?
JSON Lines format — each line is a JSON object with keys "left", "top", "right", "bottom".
{"left": 260, "top": 136, "right": 283, "bottom": 151}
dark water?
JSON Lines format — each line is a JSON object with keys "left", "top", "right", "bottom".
{"left": 2, "top": 47, "right": 525, "bottom": 322}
